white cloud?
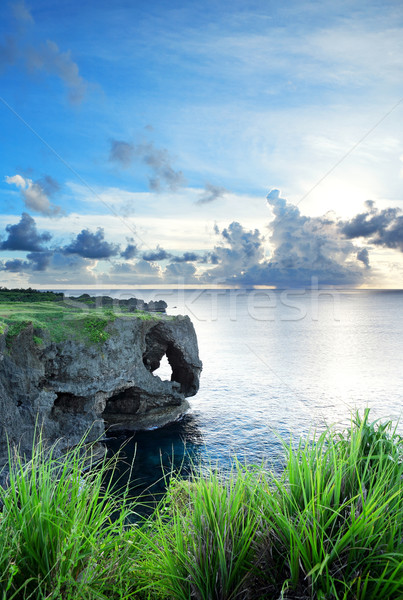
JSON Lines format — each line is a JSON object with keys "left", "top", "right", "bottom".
{"left": 5, "top": 174, "right": 26, "bottom": 188}
{"left": 5, "top": 174, "right": 62, "bottom": 216}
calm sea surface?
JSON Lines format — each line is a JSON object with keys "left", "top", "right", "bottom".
{"left": 66, "top": 289, "right": 403, "bottom": 495}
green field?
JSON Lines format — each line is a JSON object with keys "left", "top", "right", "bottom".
{"left": 0, "top": 301, "right": 159, "bottom": 347}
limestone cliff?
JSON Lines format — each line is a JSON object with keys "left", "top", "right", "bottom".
{"left": 0, "top": 313, "right": 202, "bottom": 465}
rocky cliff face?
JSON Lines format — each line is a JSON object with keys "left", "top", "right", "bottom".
{"left": 0, "top": 314, "right": 202, "bottom": 465}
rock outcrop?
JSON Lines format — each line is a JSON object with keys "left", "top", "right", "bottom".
{"left": 0, "top": 314, "right": 202, "bottom": 466}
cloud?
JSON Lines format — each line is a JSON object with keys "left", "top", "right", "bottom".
{"left": 0, "top": 259, "right": 26, "bottom": 272}
{"left": 109, "top": 138, "right": 186, "bottom": 191}
{"left": 0, "top": 249, "right": 100, "bottom": 286}
{"left": 1, "top": 2, "right": 87, "bottom": 103}
{"left": 142, "top": 245, "right": 171, "bottom": 262}
{"left": 12, "top": 1, "right": 34, "bottom": 23}
{"left": 64, "top": 228, "right": 120, "bottom": 259}
{"left": 142, "top": 142, "right": 186, "bottom": 191}
{"left": 339, "top": 201, "right": 403, "bottom": 251}
{"left": 196, "top": 183, "right": 228, "bottom": 205}
{"left": 26, "top": 251, "right": 53, "bottom": 271}
{"left": 1, "top": 192, "right": 395, "bottom": 288}
{"left": 5, "top": 174, "right": 62, "bottom": 216}
{"left": 201, "top": 221, "right": 266, "bottom": 284}
{"left": 170, "top": 252, "right": 200, "bottom": 263}
{"left": 197, "top": 191, "right": 370, "bottom": 287}
{"left": 357, "top": 248, "right": 370, "bottom": 268}
{"left": 109, "top": 258, "right": 162, "bottom": 283}
{"left": 163, "top": 262, "right": 198, "bottom": 282}
{"left": 109, "top": 140, "right": 135, "bottom": 168}
{"left": 0, "top": 213, "right": 51, "bottom": 251}
{"left": 0, "top": 36, "right": 18, "bottom": 70}
{"left": 120, "top": 239, "right": 138, "bottom": 260}
{"left": 0, "top": 250, "right": 53, "bottom": 273}
{"left": 26, "top": 252, "right": 98, "bottom": 285}
{"left": 0, "top": 2, "right": 31, "bottom": 71}
{"left": 261, "top": 189, "right": 366, "bottom": 286}
{"left": 27, "top": 40, "right": 87, "bottom": 104}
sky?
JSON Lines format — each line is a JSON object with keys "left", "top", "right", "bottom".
{"left": 0, "top": 0, "right": 403, "bottom": 289}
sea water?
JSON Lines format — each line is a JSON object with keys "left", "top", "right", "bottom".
{"left": 65, "top": 289, "right": 403, "bottom": 497}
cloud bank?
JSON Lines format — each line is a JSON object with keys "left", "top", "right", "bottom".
{"left": 3, "top": 189, "right": 403, "bottom": 287}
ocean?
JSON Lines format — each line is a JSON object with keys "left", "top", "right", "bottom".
{"left": 66, "top": 289, "right": 403, "bottom": 497}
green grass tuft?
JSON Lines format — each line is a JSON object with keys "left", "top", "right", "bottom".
{"left": 137, "top": 410, "right": 403, "bottom": 599}
{"left": 0, "top": 433, "right": 151, "bottom": 600}
{"left": 82, "top": 315, "right": 111, "bottom": 344}
{"left": 5, "top": 320, "right": 32, "bottom": 349}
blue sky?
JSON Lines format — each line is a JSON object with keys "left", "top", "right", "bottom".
{"left": 1, "top": 0, "right": 403, "bottom": 288}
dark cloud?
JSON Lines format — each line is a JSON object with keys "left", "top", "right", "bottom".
{"left": 0, "top": 213, "right": 51, "bottom": 251}
{"left": 49, "top": 252, "right": 96, "bottom": 278}
{"left": 38, "top": 175, "right": 60, "bottom": 196}
{"left": 357, "top": 248, "right": 370, "bottom": 267}
{"left": 142, "top": 246, "right": 171, "bottom": 262}
{"left": 0, "top": 251, "right": 99, "bottom": 285}
{"left": 121, "top": 239, "right": 138, "bottom": 260}
{"left": 170, "top": 252, "right": 200, "bottom": 263}
{"left": 5, "top": 174, "right": 62, "bottom": 216}
{"left": 138, "top": 142, "right": 186, "bottom": 191}
{"left": 26, "top": 251, "right": 53, "bottom": 271}
{"left": 109, "top": 140, "right": 135, "bottom": 168}
{"left": 0, "top": 259, "right": 26, "bottom": 272}
{"left": 109, "top": 138, "right": 186, "bottom": 191}
{"left": 64, "top": 228, "right": 119, "bottom": 259}
{"left": 27, "top": 252, "right": 98, "bottom": 286}
{"left": 196, "top": 183, "right": 228, "bottom": 205}
{"left": 339, "top": 201, "right": 403, "bottom": 251}
{"left": 0, "top": 251, "right": 52, "bottom": 273}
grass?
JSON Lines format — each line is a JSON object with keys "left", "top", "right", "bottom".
{"left": 1, "top": 410, "right": 402, "bottom": 599}
{"left": 0, "top": 301, "right": 162, "bottom": 347}
{"left": 0, "top": 434, "right": 150, "bottom": 600}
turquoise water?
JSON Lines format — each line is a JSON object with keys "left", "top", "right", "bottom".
{"left": 67, "top": 289, "right": 403, "bottom": 487}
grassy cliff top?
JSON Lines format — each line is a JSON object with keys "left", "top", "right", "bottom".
{"left": 0, "top": 300, "right": 161, "bottom": 346}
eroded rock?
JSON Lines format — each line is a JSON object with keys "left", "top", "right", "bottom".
{"left": 0, "top": 314, "right": 202, "bottom": 466}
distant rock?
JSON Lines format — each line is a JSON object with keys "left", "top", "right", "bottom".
{"left": 68, "top": 294, "right": 168, "bottom": 313}
{"left": 0, "top": 311, "right": 202, "bottom": 466}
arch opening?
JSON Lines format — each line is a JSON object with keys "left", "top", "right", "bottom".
{"left": 151, "top": 353, "right": 172, "bottom": 382}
